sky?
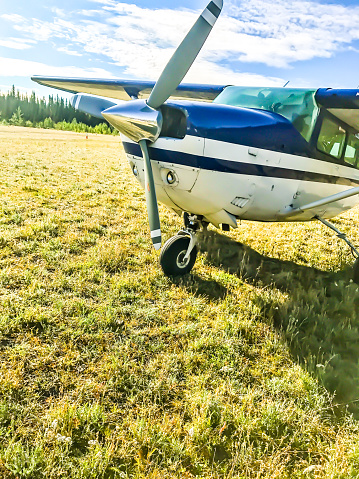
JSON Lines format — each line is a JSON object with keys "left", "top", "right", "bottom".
{"left": 1, "top": 0, "right": 359, "bottom": 99}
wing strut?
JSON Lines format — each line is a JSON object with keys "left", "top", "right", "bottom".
{"left": 278, "top": 185, "right": 359, "bottom": 218}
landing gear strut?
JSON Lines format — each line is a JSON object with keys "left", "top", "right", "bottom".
{"left": 159, "top": 213, "right": 206, "bottom": 276}
{"left": 316, "top": 216, "right": 359, "bottom": 283}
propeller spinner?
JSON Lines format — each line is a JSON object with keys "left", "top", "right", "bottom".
{"left": 100, "top": 0, "right": 223, "bottom": 249}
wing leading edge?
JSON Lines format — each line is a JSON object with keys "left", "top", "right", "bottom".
{"left": 31, "top": 76, "right": 227, "bottom": 103}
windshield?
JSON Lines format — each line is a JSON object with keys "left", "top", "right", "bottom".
{"left": 214, "top": 86, "right": 319, "bottom": 142}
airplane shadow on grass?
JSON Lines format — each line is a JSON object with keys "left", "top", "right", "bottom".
{"left": 183, "top": 231, "right": 359, "bottom": 416}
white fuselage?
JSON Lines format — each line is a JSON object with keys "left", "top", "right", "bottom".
{"left": 123, "top": 134, "right": 359, "bottom": 228}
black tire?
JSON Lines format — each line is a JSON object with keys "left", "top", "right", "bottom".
{"left": 353, "top": 258, "right": 359, "bottom": 284}
{"left": 160, "top": 235, "right": 197, "bottom": 276}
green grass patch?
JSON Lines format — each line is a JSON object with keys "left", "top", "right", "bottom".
{"left": 1, "top": 126, "right": 359, "bottom": 477}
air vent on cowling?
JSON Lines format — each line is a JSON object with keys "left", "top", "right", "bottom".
{"left": 231, "top": 197, "right": 249, "bottom": 208}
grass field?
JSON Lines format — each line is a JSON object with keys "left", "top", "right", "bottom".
{"left": 1, "top": 125, "right": 359, "bottom": 478}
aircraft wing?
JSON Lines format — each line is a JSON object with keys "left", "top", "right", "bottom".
{"left": 316, "top": 88, "right": 359, "bottom": 132}
{"left": 31, "top": 76, "right": 227, "bottom": 103}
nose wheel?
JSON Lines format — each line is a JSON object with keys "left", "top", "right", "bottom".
{"left": 159, "top": 213, "right": 204, "bottom": 276}
{"left": 160, "top": 234, "right": 197, "bottom": 276}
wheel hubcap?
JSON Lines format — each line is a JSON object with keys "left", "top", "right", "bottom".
{"left": 176, "top": 249, "right": 190, "bottom": 268}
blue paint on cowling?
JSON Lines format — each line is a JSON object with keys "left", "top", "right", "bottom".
{"left": 164, "top": 100, "right": 313, "bottom": 158}
{"left": 123, "top": 141, "right": 359, "bottom": 187}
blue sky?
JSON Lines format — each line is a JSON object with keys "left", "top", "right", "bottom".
{"left": 1, "top": 0, "right": 359, "bottom": 99}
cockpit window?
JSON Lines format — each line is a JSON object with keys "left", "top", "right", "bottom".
{"left": 344, "top": 133, "right": 359, "bottom": 167}
{"left": 317, "top": 117, "right": 346, "bottom": 159}
{"left": 214, "top": 86, "right": 319, "bottom": 142}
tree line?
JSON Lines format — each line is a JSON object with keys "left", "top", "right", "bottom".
{"left": 0, "top": 85, "right": 116, "bottom": 135}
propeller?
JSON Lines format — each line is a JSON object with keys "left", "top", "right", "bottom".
{"left": 76, "top": 0, "right": 223, "bottom": 249}
{"left": 147, "top": 0, "right": 223, "bottom": 110}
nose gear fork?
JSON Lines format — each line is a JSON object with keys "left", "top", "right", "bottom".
{"left": 178, "top": 213, "right": 205, "bottom": 263}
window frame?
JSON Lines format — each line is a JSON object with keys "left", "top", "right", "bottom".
{"left": 344, "top": 132, "right": 359, "bottom": 168}
{"left": 314, "top": 110, "right": 359, "bottom": 169}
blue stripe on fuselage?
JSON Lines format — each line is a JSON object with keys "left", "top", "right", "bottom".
{"left": 123, "top": 141, "right": 359, "bottom": 187}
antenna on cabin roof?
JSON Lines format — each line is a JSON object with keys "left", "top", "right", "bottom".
{"left": 283, "top": 81, "right": 290, "bottom": 87}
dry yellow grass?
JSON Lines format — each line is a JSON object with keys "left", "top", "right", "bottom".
{"left": 1, "top": 125, "right": 359, "bottom": 478}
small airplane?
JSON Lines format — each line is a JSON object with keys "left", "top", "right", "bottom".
{"left": 32, "top": 0, "right": 359, "bottom": 280}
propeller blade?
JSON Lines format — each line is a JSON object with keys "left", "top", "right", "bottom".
{"left": 139, "top": 139, "right": 162, "bottom": 250}
{"left": 147, "top": 0, "right": 223, "bottom": 110}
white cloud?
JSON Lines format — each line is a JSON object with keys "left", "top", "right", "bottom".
{"left": 0, "top": 38, "right": 35, "bottom": 50}
{"left": 88, "top": 0, "right": 115, "bottom": 5}
{"left": 57, "top": 46, "right": 82, "bottom": 57}
{"left": 80, "top": 0, "right": 359, "bottom": 68}
{"left": 50, "top": 8, "right": 66, "bottom": 18}
{"left": 2, "top": 0, "right": 359, "bottom": 86}
{"left": 224, "top": 0, "right": 359, "bottom": 67}
{"left": 5, "top": 4, "right": 281, "bottom": 85}
{"left": 175, "top": 59, "right": 282, "bottom": 86}
{"left": 78, "top": 9, "right": 107, "bottom": 17}
{"left": 0, "top": 57, "right": 116, "bottom": 79}
{"left": 0, "top": 14, "right": 25, "bottom": 24}
{"left": 13, "top": 19, "right": 70, "bottom": 42}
